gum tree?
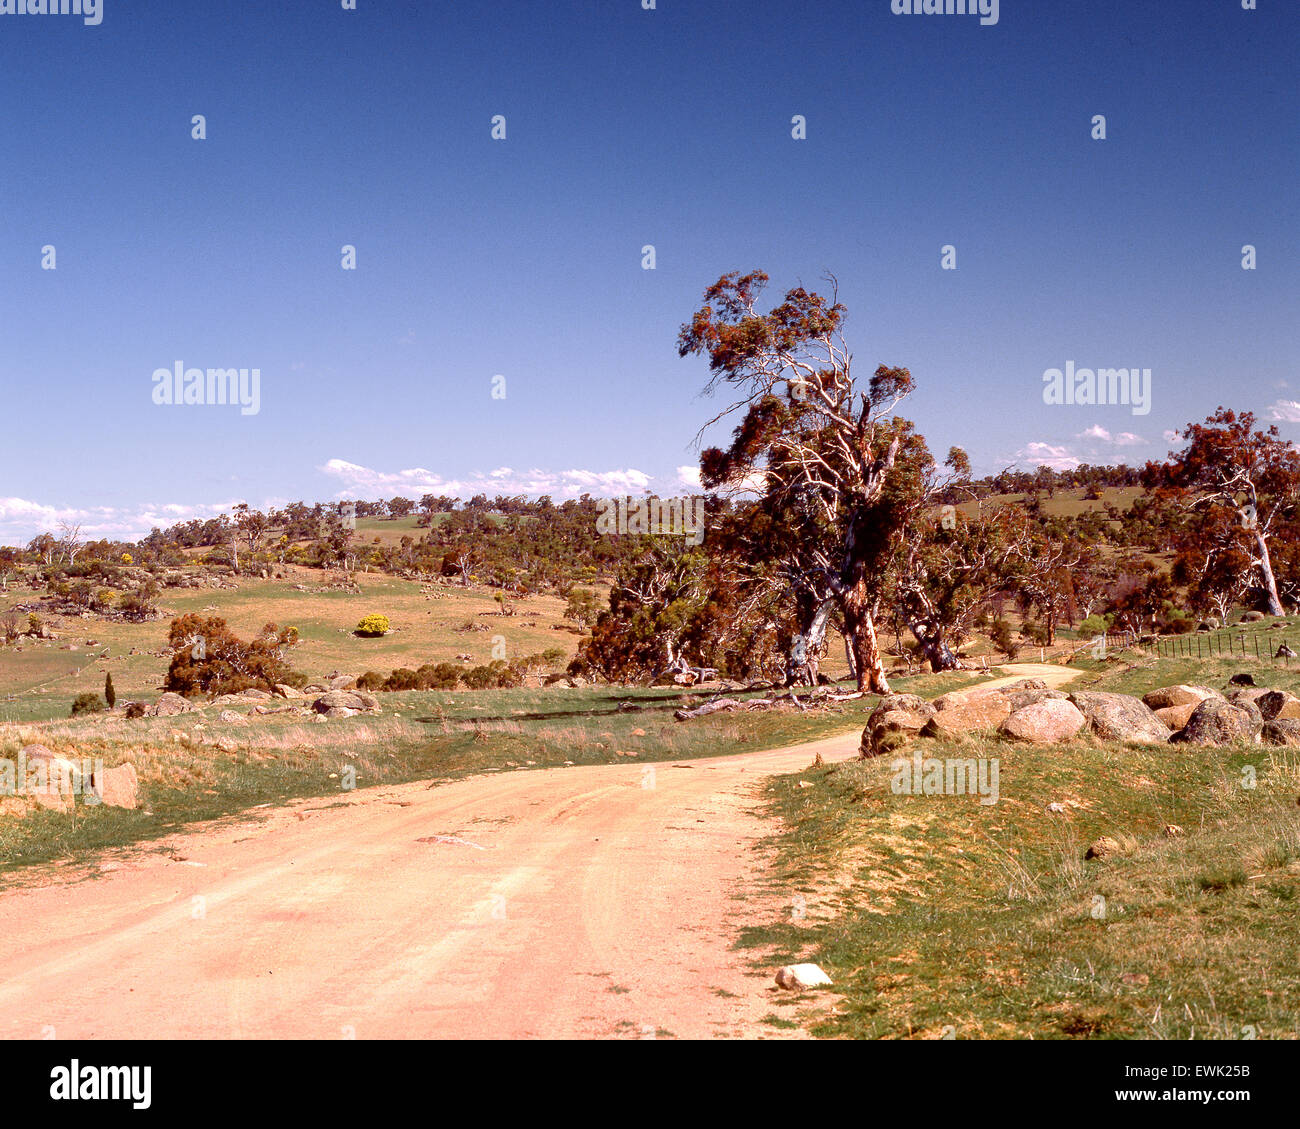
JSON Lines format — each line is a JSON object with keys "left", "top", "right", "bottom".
{"left": 1145, "top": 409, "right": 1300, "bottom": 617}
{"left": 678, "top": 270, "right": 917, "bottom": 693}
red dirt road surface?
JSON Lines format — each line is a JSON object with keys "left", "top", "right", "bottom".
{"left": 0, "top": 733, "right": 862, "bottom": 1040}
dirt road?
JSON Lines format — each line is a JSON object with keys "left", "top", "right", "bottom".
{"left": 0, "top": 664, "right": 1075, "bottom": 1040}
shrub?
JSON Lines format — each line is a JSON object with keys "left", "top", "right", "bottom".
{"left": 104, "top": 672, "right": 116, "bottom": 708}
{"left": 71, "top": 692, "right": 105, "bottom": 717}
{"left": 383, "top": 667, "right": 420, "bottom": 692}
{"left": 1078, "top": 614, "right": 1111, "bottom": 638}
{"left": 356, "top": 614, "right": 390, "bottom": 637}
{"left": 356, "top": 671, "right": 386, "bottom": 691}
{"left": 461, "top": 663, "right": 509, "bottom": 689}
{"left": 989, "top": 620, "right": 1020, "bottom": 660}
{"left": 124, "top": 701, "right": 146, "bottom": 719}
{"left": 416, "top": 662, "right": 461, "bottom": 690}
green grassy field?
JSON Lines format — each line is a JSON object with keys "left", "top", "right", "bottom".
{"left": 744, "top": 654, "right": 1300, "bottom": 1040}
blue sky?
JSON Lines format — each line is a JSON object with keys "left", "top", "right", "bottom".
{"left": 1, "top": 0, "right": 1296, "bottom": 544}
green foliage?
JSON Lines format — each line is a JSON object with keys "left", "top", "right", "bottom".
{"left": 164, "top": 614, "right": 298, "bottom": 697}
{"left": 70, "top": 691, "right": 105, "bottom": 716}
{"left": 104, "top": 672, "right": 116, "bottom": 708}
{"left": 989, "top": 619, "right": 1020, "bottom": 659}
{"left": 356, "top": 671, "right": 386, "bottom": 691}
{"left": 356, "top": 614, "right": 390, "bottom": 637}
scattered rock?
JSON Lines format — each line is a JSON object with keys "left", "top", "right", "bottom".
{"left": 90, "top": 763, "right": 139, "bottom": 810}
{"left": 1162, "top": 824, "right": 1185, "bottom": 837}
{"left": 1085, "top": 836, "right": 1123, "bottom": 860}
{"left": 1277, "top": 644, "right": 1297, "bottom": 659}
{"left": 1240, "top": 611, "right": 1266, "bottom": 623}
{"left": 999, "top": 698, "right": 1087, "bottom": 743}
{"left": 312, "top": 690, "right": 381, "bottom": 718}
{"left": 1229, "top": 673, "right": 1256, "bottom": 687}
{"left": 775, "top": 964, "right": 833, "bottom": 990}
{"left": 149, "top": 692, "right": 196, "bottom": 717}
{"left": 1262, "top": 719, "right": 1300, "bottom": 747}
{"left": 920, "top": 695, "right": 1013, "bottom": 738}
{"left": 1170, "top": 698, "right": 1261, "bottom": 746}
{"left": 273, "top": 684, "right": 305, "bottom": 699}
{"left": 218, "top": 710, "right": 249, "bottom": 725}
{"left": 1142, "top": 685, "right": 1221, "bottom": 711}
{"left": 1257, "top": 690, "right": 1300, "bottom": 721}
{"left": 1068, "top": 692, "right": 1169, "bottom": 744}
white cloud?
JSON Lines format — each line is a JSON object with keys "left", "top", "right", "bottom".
{"left": 1113, "top": 432, "right": 1144, "bottom": 446}
{"left": 1078, "top": 425, "right": 1111, "bottom": 441}
{"left": 676, "top": 465, "right": 702, "bottom": 490}
{"left": 1163, "top": 429, "right": 1181, "bottom": 443}
{"left": 0, "top": 498, "right": 246, "bottom": 547}
{"left": 319, "top": 459, "right": 655, "bottom": 500}
{"left": 1014, "top": 442, "right": 1081, "bottom": 471}
{"left": 1267, "top": 400, "right": 1300, "bottom": 423}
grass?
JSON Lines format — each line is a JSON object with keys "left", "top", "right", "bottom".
{"left": 742, "top": 654, "right": 1300, "bottom": 1039}
{"left": 0, "top": 668, "right": 979, "bottom": 876}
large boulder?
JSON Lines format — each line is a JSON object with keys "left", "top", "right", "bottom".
{"left": 1154, "top": 703, "right": 1199, "bottom": 731}
{"left": 328, "top": 675, "right": 358, "bottom": 691}
{"left": 1262, "top": 719, "right": 1300, "bottom": 747}
{"left": 1170, "top": 699, "right": 1262, "bottom": 746}
{"left": 1006, "top": 688, "right": 1067, "bottom": 711}
{"left": 999, "top": 698, "right": 1087, "bottom": 744}
{"left": 273, "top": 684, "right": 305, "bottom": 700}
{"left": 861, "top": 704, "right": 933, "bottom": 757}
{"left": 239, "top": 688, "right": 273, "bottom": 701}
{"left": 312, "top": 690, "right": 381, "bottom": 718}
{"left": 1142, "top": 685, "right": 1221, "bottom": 711}
{"left": 1067, "top": 692, "right": 1169, "bottom": 744}
{"left": 1227, "top": 687, "right": 1270, "bottom": 708}
{"left": 90, "top": 763, "right": 140, "bottom": 810}
{"left": 920, "top": 695, "right": 1013, "bottom": 737}
{"left": 1256, "top": 690, "right": 1300, "bottom": 721}
{"left": 149, "top": 692, "right": 196, "bottom": 717}
{"left": 20, "top": 745, "right": 79, "bottom": 812}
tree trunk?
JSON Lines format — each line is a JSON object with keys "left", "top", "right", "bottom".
{"left": 1255, "top": 529, "right": 1286, "bottom": 616}
{"left": 841, "top": 586, "right": 889, "bottom": 694}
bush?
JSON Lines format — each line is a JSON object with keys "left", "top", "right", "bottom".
{"left": 104, "top": 673, "right": 116, "bottom": 708}
{"left": 124, "top": 701, "right": 147, "bottom": 719}
{"left": 416, "top": 662, "right": 461, "bottom": 690}
{"left": 383, "top": 667, "right": 420, "bottom": 692}
{"left": 1078, "top": 614, "right": 1111, "bottom": 638}
{"left": 356, "top": 614, "right": 390, "bottom": 637}
{"left": 461, "top": 662, "right": 512, "bottom": 689}
{"left": 71, "top": 692, "right": 105, "bottom": 717}
{"left": 989, "top": 620, "right": 1020, "bottom": 660}
{"left": 356, "top": 671, "right": 386, "bottom": 691}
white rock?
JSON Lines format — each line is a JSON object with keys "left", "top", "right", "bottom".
{"left": 775, "top": 963, "right": 832, "bottom": 990}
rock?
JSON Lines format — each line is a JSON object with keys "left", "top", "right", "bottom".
{"left": 239, "top": 688, "right": 273, "bottom": 700}
{"left": 999, "top": 698, "right": 1087, "bottom": 743}
{"left": 1163, "top": 824, "right": 1185, "bottom": 837}
{"left": 1142, "top": 685, "right": 1221, "bottom": 711}
{"left": 1240, "top": 611, "right": 1266, "bottom": 623}
{"left": 312, "top": 690, "right": 381, "bottom": 718}
{"left": 1004, "top": 678, "right": 1048, "bottom": 691}
{"left": 1046, "top": 802, "right": 1068, "bottom": 813}
{"left": 328, "top": 675, "right": 358, "bottom": 691}
{"left": 303, "top": 684, "right": 326, "bottom": 694}
{"left": 1067, "top": 692, "right": 1169, "bottom": 744}
{"left": 218, "top": 710, "right": 248, "bottom": 724}
{"left": 273, "top": 684, "right": 304, "bottom": 699}
{"left": 1257, "top": 690, "right": 1300, "bottom": 720}
{"left": 1154, "top": 703, "right": 1199, "bottom": 731}
{"left": 874, "top": 693, "right": 934, "bottom": 717}
{"left": 1229, "top": 673, "right": 1256, "bottom": 687}
{"left": 1262, "top": 719, "right": 1300, "bottom": 747}
{"left": 90, "top": 763, "right": 139, "bottom": 810}
{"left": 862, "top": 710, "right": 931, "bottom": 756}
{"left": 21, "top": 746, "right": 79, "bottom": 812}
{"left": 214, "top": 739, "right": 239, "bottom": 753}
{"left": 920, "top": 695, "right": 1013, "bottom": 737}
{"left": 1006, "top": 688, "right": 1067, "bottom": 711}
{"left": 1170, "top": 698, "right": 1261, "bottom": 746}
{"left": 775, "top": 963, "right": 832, "bottom": 990}
{"left": 1278, "top": 644, "right": 1298, "bottom": 659}
{"left": 149, "top": 692, "right": 196, "bottom": 717}
{"left": 1085, "top": 836, "right": 1123, "bottom": 860}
